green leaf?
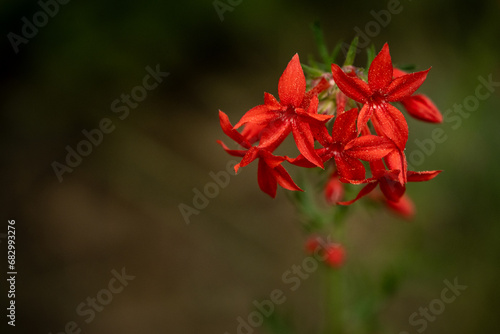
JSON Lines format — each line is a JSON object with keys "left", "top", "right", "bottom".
{"left": 330, "top": 41, "right": 343, "bottom": 65}
{"left": 366, "top": 44, "right": 376, "bottom": 69}
{"left": 397, "top": 63, "right": 417, "bottom": 72}
{"left": 307, "top": 54, "right": 319, "bottom": 69}
{"left": 301, "top": 63, "right": 324, "bottom": 78}
{"left": 343, "top": 37, "right": 359, "bottom": 66}
{"left": 310, "top": 21, "right": 330, "bottom": 66}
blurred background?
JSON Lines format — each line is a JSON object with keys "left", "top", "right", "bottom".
{"left": 1, "top": 0, "right": 499, "bottom": 333}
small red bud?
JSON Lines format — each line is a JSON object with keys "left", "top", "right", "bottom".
{"left": 324, "top": 172, "right": 344, "bottom": 205}
{"left": 324, "top": 244, "right": 345, "bottom": 268}
{"left": 305, "top": 235, "right": 322, "bottom": 254}
{"left": 385, "top": 194, "right": 415, "bottom": 220}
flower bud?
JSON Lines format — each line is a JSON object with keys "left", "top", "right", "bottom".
{"left": 324, "top": 244, "right": 345, "bottom": 268}
{"left": 305, "top": 235, "right": 323, "bottom": 254}
{"left": 385, "top": 194, "right": 415, "bottom": 220}
{"left": 400, "top": 94, "right": 443, "bottom": 123}
{"left": 324, "top": 173, "right": 344, "bottom": 205}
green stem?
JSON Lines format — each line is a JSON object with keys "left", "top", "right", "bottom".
{"left": 323, "top": 266, "right": 343, "bottom": 334}
{"left": 323, "top": 205, "right": 348, "bottom": 334}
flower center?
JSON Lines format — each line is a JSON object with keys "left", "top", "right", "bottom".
{"left": 370, "top": 92, "right": 387, "bottom": 104}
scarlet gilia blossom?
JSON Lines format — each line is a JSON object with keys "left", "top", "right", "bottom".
{"left": 233, "top": 54, "right": 332, "bottom": 168}
{"left": 338, "top": 158, "right": 441, "bottom": 205}
{"left": 331, "top": 43, "right": 430, "bottom": 150}
{"left": 217, "top": 54, "right": 331, "bottom": 197}
{"left": 217, "top": 111, "right": 301, "bottom": 198}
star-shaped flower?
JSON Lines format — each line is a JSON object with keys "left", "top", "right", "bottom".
{"left": 217, "top": 111, "right": 301, "bottom": 198}
{"left": 331, "top": 43, "right": 430, "bottom": 149}
{"left": 338, "top": 158, "right": 441, "bottom": 205}
{"left": 233, "top": 54, "right": 333, "bottom": 168}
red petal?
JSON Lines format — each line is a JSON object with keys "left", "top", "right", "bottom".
{"left": 336, "top": 91, "right": 348, "bottom": 114}
{"left": 299, "top": 111, "right": 334, "bottom": 124}
{"left": 258, "top": 118, "right": 291, "bottom": 151}
{"left": 300, "top": 96, "right": 334, "bottom": 122}
{"left": 237, "top": 147, "right": 260, "bottom": 170}
{"left": 288, "top": 148, "right": 331, "bottom": 168}
{"left": 264, "top": 92, "right": 282, "bottom": 108}
{"left": 257, "top": 159, "right": 278, "bottom": 198}
{"left": 334, "top": 154, "right": 366, "bottom": 181}
{"left": 216, "top": 140, "right": 247, "bottom": 158}
{"left": 288, "top": 155, "right": 317, "bottom": 168}
{"left": 386, "top": 69, "right": 430, "bottom": 102}
{"left": 401, "top": 94, "right": 443, "bottom": 123}
{"left": 368, "top": 43, "right": 393, "bottom": 92}
{"left": 308, "top": 124, "right": 332, "bottom": 148}
{"left": 273, "top": 164, "right": 302, "bottom": 192}
{"left": 219, "top": 110, "right": 251, "bottom": 148}
{"left": 306, "top": 95, "right": 320, "bottom": 115}
{"left": 344, "top": 135, "right": 396, "bottom": 161}
{"left": 304, "top": 77, "right": 331, "bottom": 106}
{"left": 234, "top": 104, "right": 277, "bottom": 129}
{"left": 278, "top": 54, "right": 306, "bottom": 107}
{"left": 259, "top": 149, "right": 286, "bottom": 168}
{"left": 385, "top": 149, "right": 408, "bottom": 184}
{"left": 331, "top": 64, "right": 371, "bottom": 103}
{"left": 371, "top": 103, "right": 408, "bottom": 150}
{"left": 291, "top": 120, "right": 324, "bottom": 168}
{"left": 241, "top": 123, "right": 266, "bottom": 144}
{"left": 379, "top": 176, "right": 405, "bottom": 201}
{"left": 368, "top": 159, "right": 388, "bottom": 178}
{"left": 392, "top": 68, "right": 407, "bottom": 78}
{"left": 407, "top": 170, "right": 442, "bottom": 182}
{"left": 338, "top": 182, "right": 378, "bottom": 205}
{"left": 332, "top": 108, "right": 358, "bottom": 145}
{"left": 356, "top": 104, "right": 373, "bottom": 135}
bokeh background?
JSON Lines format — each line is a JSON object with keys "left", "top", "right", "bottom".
{"left": 1, "top": 0, "right": 499, "bottom": 333}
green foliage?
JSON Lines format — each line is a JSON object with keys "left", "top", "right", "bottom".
{"left": 366, "top": 44, "right": 376, "bottom": 69}
{"left": 343, "top": 37, "right": 359, "bottom": 67}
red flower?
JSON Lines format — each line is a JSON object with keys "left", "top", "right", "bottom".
{"left": 393, "top": 68, "right": 443, "bottom": 123}
{"left": 339, "top": 158, "right": 441, "bottom": 205}
{"left": 233, "top": 54, "right": 333, "bottom": 168}
{"left": 217, "top": 111, "right": 301, "bottom": 198}
{"left": 290, "top": 108, "right": 396, "bottom": 182}
{"left": 331, "top": 43, "right": 430, "bottom": 150}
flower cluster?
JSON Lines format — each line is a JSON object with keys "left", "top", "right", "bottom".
{"left": 217, "top": 43, "right": 441, "bottom": 209}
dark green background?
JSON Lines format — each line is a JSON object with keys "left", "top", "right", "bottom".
{"left": 1, "top": 0, "right": 499, "bottom": 333}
